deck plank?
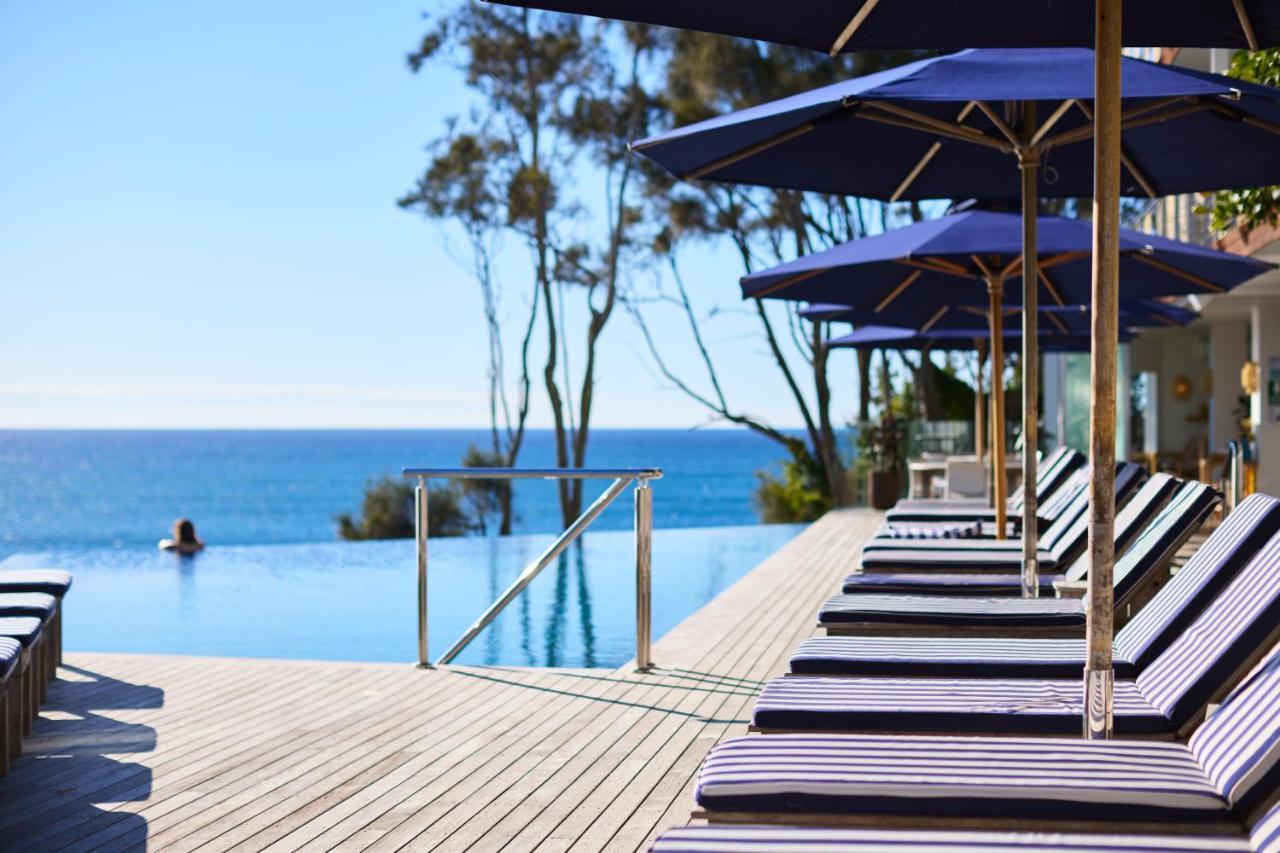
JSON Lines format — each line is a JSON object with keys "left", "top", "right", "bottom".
{"left": 0, "top": 510, "right": 882, "bottom": 852}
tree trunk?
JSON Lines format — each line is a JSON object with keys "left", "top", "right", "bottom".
{"left": 857, "top": 348, "right": 873, "bottom": 423}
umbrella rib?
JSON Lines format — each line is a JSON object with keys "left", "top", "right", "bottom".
{"left": 681, "top": 123, "right": 817, "bottom": 180}
{"left": 857, "top": 102, "right": 1013, "bottom": 152}
{"left": 829, "top": 0, "right": 883, "bottom": 55}
{"left": 1039, "top": 250, "right": 1090, "bottom": 271}
{"left": 1207, "top": 102, "right": 1280, "bottom": 139}
{"left": 874, "top": 269, "right": 923, "bottom": 312}
{"left": 1029, "top": 99, "right": 1078, "bottom": 148}
{"left": 974, "top": 101, "right": 1021, "bottom": 148}
{"left": 899, "top": 256, "right": 972, "bottom": 277}
{"left": 1232, "top": 0, "right": 1262, "bottom": 50}
{"left": 890, "top": 103, "right": 979, "bottom": 202}
{"left": 1120, "top": 149, "right": 1158, "bottom": 198}
{"left": 1040, "top": 98, "right": 1206, "bottom": 150}
{"left": 1037, "top": 268, "right": 1068, "bottom": 306}
{"left": 1045, "top": 311, "right": 1070, "bottom": 334}
{"left": 749, "top": 267, "right": 828, "bottom": 298}
{"left": 917, "top": 305, "right": 950, "bottom": 334}
{"left": 1129, "top": 254, "right": 1226, "bottom": 292}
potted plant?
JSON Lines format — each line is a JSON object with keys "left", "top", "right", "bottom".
{"left": 860, "top": 415, "right": 907, "bottom": 510}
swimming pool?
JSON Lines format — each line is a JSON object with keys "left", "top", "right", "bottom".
{"left": 1, "top": 524, "right": 801, "bottom": 668}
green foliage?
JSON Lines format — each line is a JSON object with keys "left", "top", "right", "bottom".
{"left": 459, "top": 445, "right": 512, "bottom": 535}
{"left": 337, "top": 476, "right": 473, "bottom": 540}
{"left": 1204, "top": 49, "right": 1280, "bottom": 234}
{"left": 858, "top": 415, "right": 908, "bottom": 473}
{"left": 755, "top": 459, "right": 831, "bottom": 524}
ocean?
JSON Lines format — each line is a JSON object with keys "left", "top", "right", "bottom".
{"left": 0, "top": 428, "right": 807, "bottom": 556}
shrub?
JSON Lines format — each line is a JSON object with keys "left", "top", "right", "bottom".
{"left": 337, "top": 476, "right": 473, "bottom": 540}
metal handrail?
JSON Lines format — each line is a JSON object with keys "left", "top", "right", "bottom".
{"left": 402, "top": 467, "right": 663, "bottom": 671}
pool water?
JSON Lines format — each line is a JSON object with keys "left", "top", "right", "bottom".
{"left": 1, "top": 524, "right": 801, "bottom": 668}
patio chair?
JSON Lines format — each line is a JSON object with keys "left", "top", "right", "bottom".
{"left": 820, "top": 481, "right": 1219, "bottom": 637}
{"left": 752, "top": 519, "right": 1280, "bottom": 736}
{"left": 791, "top": 494, "right": 1280, "bottom": 678}
{"left": 650, "top": 801, "right": 1280, "bottom": 852}
{"left": 0, "top": 617, "right": 43, "bottom": 743}
{"left": 857, "top": 468, "right": 1172, "bottom": 578}
{"left": 691, "top": 638, "right": 1280, "bottom": 832}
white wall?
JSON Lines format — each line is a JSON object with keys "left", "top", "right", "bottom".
{"left": 1209, "top": 320, "right": 1250, "bottom": 451}
{"left": 1252, "top": 305, "right": 1280, "bottom": 495}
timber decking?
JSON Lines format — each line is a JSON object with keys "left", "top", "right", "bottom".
{"left": 0, "top": 509, "right": 883, "bottom": 852}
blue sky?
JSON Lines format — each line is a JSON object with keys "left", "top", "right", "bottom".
{"left": 1, "top": 0, "right": 861, "bottom": 429}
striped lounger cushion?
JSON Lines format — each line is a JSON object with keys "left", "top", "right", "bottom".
{"left": 751, "top": 676, "right": 1170, "bottom": 734}
{"left": 839, "top": 571, "right": 1063, "bottom": 596}
{"left": 694, "top": 734, "right": 1228, "bottom": 822}
{"left": 0, "top": 570, "right": 72, "bottom": 598}
{"left": 877, "top": 521, "right": 984, "bottom": 539}
{"left": 649, "top": 826, "right": 1259, "bottom": 852}
{"left": 885, "top": 448, "right": 1083, "bottom": 524}
{"left": 799, "top": 494, "right": 1280, "bottom": 677}
{"left": 0, "top": 593, "right": 56, "bottom": 620}
{"left": 700, "top": 624, "right": 1280, "bottom": 829}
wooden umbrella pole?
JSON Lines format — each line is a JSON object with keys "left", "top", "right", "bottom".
{"left": 988, "top": 277, "right": 1008, "bottom": 539}
{"left": 1085, "top": 0, "right": 1122, "bottom": 741}
{"left": 1020, "top": 107, "right": 1041, "bottom": 599}
{"left": 975, "top": 339, "right": 987, "bottom": 468}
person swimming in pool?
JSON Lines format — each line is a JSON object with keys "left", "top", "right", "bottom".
{"left": 159, "top": 518, "right": 204, "bottom": 555}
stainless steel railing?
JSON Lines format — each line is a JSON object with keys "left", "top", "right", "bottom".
{"left": 401, "top": 467, "right": 663, "bottom": 670}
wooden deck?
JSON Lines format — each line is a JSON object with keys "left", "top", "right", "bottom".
{"left": 0, "top": 509, "right": 883, "bottom": 852}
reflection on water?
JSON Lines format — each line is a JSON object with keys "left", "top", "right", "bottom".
{"left": 2, "top": 523, "right": 801, "bottom": 668}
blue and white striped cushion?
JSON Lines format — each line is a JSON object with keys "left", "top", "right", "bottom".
{"left": 0, "top": 616, "right": 44, "bottom": 648}
{"left": 1137, "top": 529, "right": 1280, "bottom": 728}
{"left": 1116, "top": 494, "right": 1280, "bottom": 672}
{"left": 884, "top": 450, "right": 1080, "bottom": 524}
{"left": 0, "top": 592, "right": 57, "bottom": 619}
{"left": 649, "top": 826, "right": 1251, "bottom": 852}
{"left": 819, "top": 593, "right": 1085, "bottom": 629}
{"left": 0, "top": 568, "right": 72, "bottom": 597}
{"left": 1191, "top": 644, "right": 1280, "bottom": 814}
{"left": 1252, "top": 800, "right": 1280, "bottom": 853}
{"left": 878, "top": 520, "right": 985, "bottom": 540}
{"left": 751, "top": 675, "right": 1169, "bottom": 735}
{"left": 789, "top": 636, "right": 1137, "bottom": 679}
{"left": 695, "top": 734, "right": 1227, "bottom": 822}
{"left": 841, "top": 571, "right": 1061, "bottom": 596}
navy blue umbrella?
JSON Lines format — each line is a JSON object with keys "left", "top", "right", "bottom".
{"left": 488, "top": 0, "right": 1280, "bottom": 53}
{"left": 803, "top": 297, "right": 1197, "bottom": 332}
{"left": 745, "top": 208, "right": 1267, "bottom": 577}
{"left": 827, "top": 324, "right": 1134, "bottom": 351}
{"left": 631, "top": 49, "right": 1280, "bottom": 202}
{"left": 749, "top": 211, "right": 1267, "bottom": 309}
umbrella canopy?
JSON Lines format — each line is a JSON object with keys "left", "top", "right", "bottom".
{"left": 744, "top": 210, "right": 1270, "bottom": 307}
{"left": 827, "top": 324, "right": 1134, "bottom": 351}
{"left": 802, "top": 297, "right": 1199, "bottom": 331}
{"left": 631, "top": 48, "right": 1280, "bottom": 202}
{"left": 487, "top": 0, "right": 1280, "bottom": 53}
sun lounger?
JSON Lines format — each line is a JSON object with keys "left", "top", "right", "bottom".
{"left": 693, "top": 639, "right": 1280, "bottom": 832}
{"left": 0, "top": 637, "right": 18, "bottom": 776}
{"left": 870, "top": 462, "right": 1140, "bottom": 545}
{"left": 852, "top": 471, "right": 1165, "bottom": 595}
{"left": 856, "top": 470, "right": 1172, "bottom": 575}
{"left": 0, "top": 570, "right": 71, "bottom": 666}
{"left": 792, "top": 494, "right": 1280, "bottom": 678}
{"left": 875, "top": 463, "right": 1105, "bottom": 541}
{"left": 651, "top": 803, "right": 1280, "bottom": 851}
{"left": 821, "top": 481, "right": 1218, "bottom": 636}
{"left": 755, "top": 520, "right": 1280, "bottom": 736}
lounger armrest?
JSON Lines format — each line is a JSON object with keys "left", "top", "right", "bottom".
{"left": 1053, "top": 579, "right": 1088, "bottom": 599}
